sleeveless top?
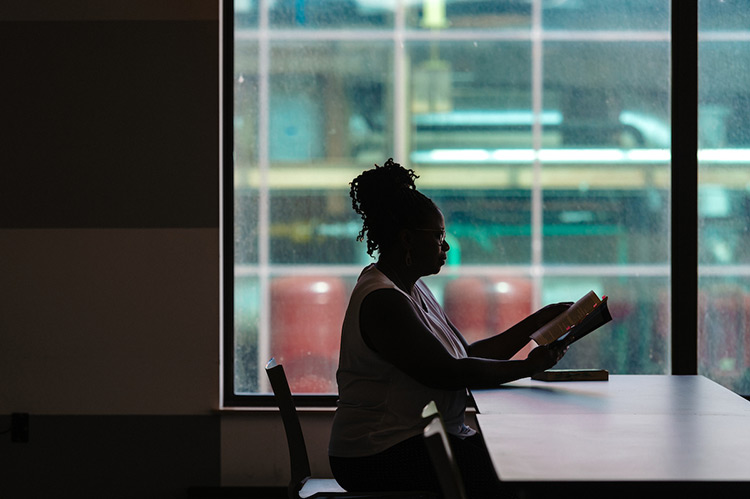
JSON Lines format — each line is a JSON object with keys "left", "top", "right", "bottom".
{"left": 328, "top": 264, "right": 472, "bottom": 458}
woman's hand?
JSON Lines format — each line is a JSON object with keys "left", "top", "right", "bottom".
{"left": 526, "top": 343, "right": 568, "bottom": 374}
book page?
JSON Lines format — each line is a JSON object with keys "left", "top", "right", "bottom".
{"left": 530, "top": 291, "right": 602, "bottom": 345}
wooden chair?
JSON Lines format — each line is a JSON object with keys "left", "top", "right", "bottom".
{"left": 422, "top": 402, "right": 468, "bottom": 499}
{"left": 265, "top": 358, "right": 435, "bottom": 499}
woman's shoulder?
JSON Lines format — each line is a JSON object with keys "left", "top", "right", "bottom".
{"left": 351, "top": 265, "right": 401, "bottom": 302}
{"left": 357, "top": 264, "right": 396, "bottom": 289}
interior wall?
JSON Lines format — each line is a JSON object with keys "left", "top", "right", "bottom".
{"left": 0, "top": 2, "right": 233, "bottom": 497}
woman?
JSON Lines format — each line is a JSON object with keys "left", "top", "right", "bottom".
{"left": 328, "top": 159, "right": 569, "bottom": 498}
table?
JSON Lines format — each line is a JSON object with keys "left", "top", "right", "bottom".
{"left": 472, "top": 375, "right": 750, "bottom": 497}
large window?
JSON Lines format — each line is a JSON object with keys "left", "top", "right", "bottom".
{"left": 225, "top": 0, "right": 750, "bottom": 404}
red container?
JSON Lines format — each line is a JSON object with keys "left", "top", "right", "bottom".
{"left": 270, "top": 276, "right": 347, "bottom": 393}
{"left": 487, "top": 277, "right": 533, "bottom": 334}
{"left": 444, "top": 277, "right": 489, "bottom": 344}
{"left": 699, "top": 284, "right": 743, "bottom": 375}
{"left": 444, "top": 276, "right": 533, "bottom": 344}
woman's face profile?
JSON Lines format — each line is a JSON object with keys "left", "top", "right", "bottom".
{"left": 409, "top": 209, "right": 450, "bottom": 277}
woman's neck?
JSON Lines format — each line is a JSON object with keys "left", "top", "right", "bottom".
{"left": 375, "top": 255, "right": 416, "bottom": 295}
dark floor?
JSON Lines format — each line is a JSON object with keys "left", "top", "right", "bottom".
{"left": 187, "top": 487, "right": 287, "bottom": 499}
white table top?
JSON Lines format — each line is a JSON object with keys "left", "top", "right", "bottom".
{"left": 473, "top": 375, "right": 750, "bottom": 483}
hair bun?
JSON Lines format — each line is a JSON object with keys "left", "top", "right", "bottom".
{"left": 349, "top": 158, "right": 432, "bottom": 257}
{"left": 351, "top": 158, "right": 418, "bottom": 200}
{"left": 377, "top": 158, "right": 419, "bottom": 190}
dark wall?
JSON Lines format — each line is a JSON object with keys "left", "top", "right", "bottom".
{"left": 0, "top": 415, "right": 220, "bottom": 498}
{"left": 0, "top": 19, "right": 218, "bottom": 229}
{"left": 0, "top": 3, "right": 222, "bottom": 497}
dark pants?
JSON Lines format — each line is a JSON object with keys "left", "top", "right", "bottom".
{"left": 329, "top": 433, "right": 504, "bottom": 499}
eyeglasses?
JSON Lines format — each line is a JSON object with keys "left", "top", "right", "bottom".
{"left": 413, "top": 228, "right": 446, "bottom": 245}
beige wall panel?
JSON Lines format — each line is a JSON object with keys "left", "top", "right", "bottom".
{"left": 0, "top": 228, "right": 219, "bottom": 415}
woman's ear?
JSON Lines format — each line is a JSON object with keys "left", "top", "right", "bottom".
{"left": 398, "top": 228, "right": 413, "bottom": 249}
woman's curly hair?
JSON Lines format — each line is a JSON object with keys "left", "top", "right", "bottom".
{"left": 349, "top": 158, "right": 436, "bottom": 257}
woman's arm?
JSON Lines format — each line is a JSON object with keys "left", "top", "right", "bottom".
{"left": 466, "top": 302, "right": 572, "bottom": 360}
{"left": 360, "top": 289, "right": 565, "bottom": 390}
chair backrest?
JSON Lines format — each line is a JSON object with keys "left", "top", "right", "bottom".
{"left": 266, "top": 358, "right": 312, "bottom": 497}
{"left": 423, "top": 411, "right": 468, "bottom": 499}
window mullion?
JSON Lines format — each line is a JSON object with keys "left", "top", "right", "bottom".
{"left": 257, "top": 0, "right": 272, "bottom": 391}
{"left": 671, "top": 0, "right": 699, "bottom": 375}
{"left": 530, "top": 0, "right": 544, "bottom": 311}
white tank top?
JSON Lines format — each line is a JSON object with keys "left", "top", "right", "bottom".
{"left": 328, "top": 264, "right": 471, "bottom": 458}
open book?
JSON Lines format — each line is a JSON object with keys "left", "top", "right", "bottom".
{"left": 530, "top": 290, "right": 612, "bottom": 349}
